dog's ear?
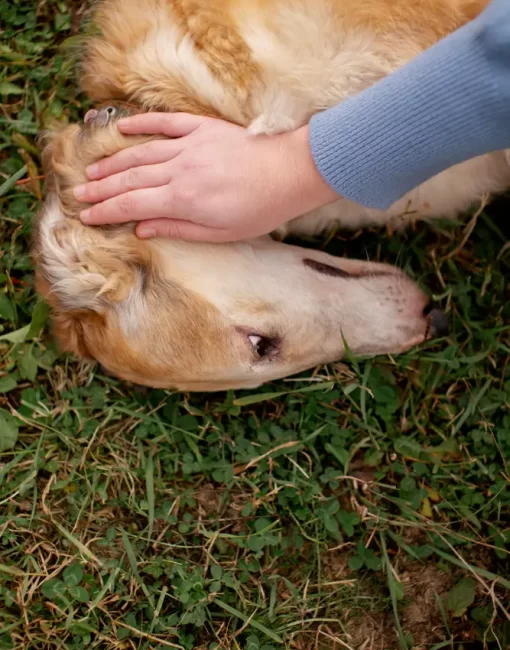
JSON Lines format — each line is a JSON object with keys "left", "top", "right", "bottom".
{"left": 33, "top": 194, "right": 150, "bottom": 359}
{"left": 35, "top": 195, "right": 147, "bottom": 310}
{"left": 35, "top": 270, "right": 97, "bottom": 359}
{"left": 54, "top": 310, "right": 103, "bottom": 360}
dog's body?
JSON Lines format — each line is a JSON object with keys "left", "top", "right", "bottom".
{"left": 35, "top": 0, "right": 509, "bottom": 391}
{"left": 81, "top": 0, "right": 508, "bottom": 234}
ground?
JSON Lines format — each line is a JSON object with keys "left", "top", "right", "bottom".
{"left": 0, "top": 2, "right": 509, "bottom": 649}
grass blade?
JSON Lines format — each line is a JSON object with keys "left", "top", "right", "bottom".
{"left": 215, "top": 598, "right": 284, "bottom": 643}
{"left": 145, "top": 454, "right": 155, "bottom": 544}
{"left": 380, "top": 533, "right": 409, "bottom": 650}
{"left": 233, "top": 381, "right": 334, "bottom": 406}
{"left": 427, "top": 545, "right": 510, "bottom": 590}
{"left": 0, "top": 563, "right": 25, "bottom": 577}
{"left": 0, "top": 164, "right": 27, "bottom": 197}
{"left": 89, "top": 567, "right": 120, "bottom": 610}
{"left": 53, "top": 522, "right": 102, "bottom": 566}
{"left": 121, "top": 529, "right": 155, "bottom": 609}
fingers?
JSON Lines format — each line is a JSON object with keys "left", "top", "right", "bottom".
{"left": 86, "top": 139, "right": 181, "bottom": 180}
{"left": 79, "top": 186, "right": 175, "bottom": 226}
{"left": 136, "top": 218, "right": 230, "bottom": 242}
{"left": 75, "top": 162, "right": 172, "bottom": 204}
{"left": 79, "top": 185, "right": 233, "bottom": 241}
{"left": 118, "top": 112, "right": 209, "bottom": 138}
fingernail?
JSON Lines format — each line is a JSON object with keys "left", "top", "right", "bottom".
{"left": 138, "top": 228, "right": 156, "bottom": 239}
{"left": 80, "top": 209, "right": 91, "bottom": 223}
{"left": 74, "top": 184, "right": 86, "bottom": 199}
{"left": 86, "top": 163, "right": 99, "bottom": 179}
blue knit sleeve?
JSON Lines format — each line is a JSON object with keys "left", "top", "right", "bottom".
{"left": 309, "top": 0, "right": 510, "bottom": 210}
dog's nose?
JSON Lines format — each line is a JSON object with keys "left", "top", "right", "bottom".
{"left": 423, "top": 303, "right": 449, "bottom": 338}
{"left": 84, "top": 106, "right": 117, "bottom": 127}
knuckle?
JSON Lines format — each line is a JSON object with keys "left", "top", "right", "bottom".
{"left": 132, "top": 142, "right": 153, "bottom": 165}
{"left": 173, "top": 185, "right": 195, "bottom": 208}
{"left": 166, "top": 222, "right": 183, "bottom": 239}
{"left": 118, "top": 193, "right": 133, "bottom": 217}
{"left": 98, "top": 158, "right": 114, "bottom": 178}
{"left": 180, "top": 158, "right": 196, "bottom": 173}
{"left": 123, "top": 167, "right": 139, "bottom": 191}
{"left": 86, "top": 181, "right": 100, "bottom": 202}
{"left": 87, "top": 205, "right": 102, "bottom": 223}
{"left": 160, "top": 114, "right": 176, "bottom": 129}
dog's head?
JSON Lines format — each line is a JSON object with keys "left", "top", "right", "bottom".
{"left": 34, "top": 106, "right": 446, "bottom": 391}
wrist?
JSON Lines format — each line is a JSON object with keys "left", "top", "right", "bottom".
{"left": 266, "top": 125, "right": 340, "bottom": 228}
{"left": 284, "top": 125, "right": 340, "bottom": 215}
{"left": 252, "top": 125, "right": 341, "bottom": 235}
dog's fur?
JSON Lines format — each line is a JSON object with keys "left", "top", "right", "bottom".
{"left": 34, "top": 0, "right": 509, "bottom": 391}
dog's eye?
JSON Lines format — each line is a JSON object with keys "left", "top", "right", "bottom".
{"left": 248, "top": 334, "right": 279, "bottom": 358}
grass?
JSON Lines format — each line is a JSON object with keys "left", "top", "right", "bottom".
{"left": 0, "top": 2, "right": 509, "bottom": 649}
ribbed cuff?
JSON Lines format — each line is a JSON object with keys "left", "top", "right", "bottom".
{"left": 309, "top": 0, "right": 510, "bottom": 210}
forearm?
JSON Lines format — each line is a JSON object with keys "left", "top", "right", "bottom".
{"left": 309, "top": 0, "right": 510, "bottom": 210}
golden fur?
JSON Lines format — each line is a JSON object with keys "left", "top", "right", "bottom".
{"left": 34, "top": 0, "right": 508, "bottom": 391}
{"left": 80, "top": 0, "right": 491, "bottom": 128}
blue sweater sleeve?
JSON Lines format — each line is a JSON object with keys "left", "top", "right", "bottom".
{"left": 309, "top": 0, "right": 510, "bottom": 210}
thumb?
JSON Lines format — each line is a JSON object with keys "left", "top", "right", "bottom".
{"left": 136, "top": 218, "right": 232, "bottom": 243}
{"left": 118, "top": 112, "right": 209, "bottom": 138}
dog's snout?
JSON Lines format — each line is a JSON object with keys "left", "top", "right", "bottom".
{"left": 423, "top": 303, "right": 449, "bottom": 338}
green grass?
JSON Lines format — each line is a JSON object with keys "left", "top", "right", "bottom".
{"left": 1, "top": 2, "right": 509, "bottom": 649}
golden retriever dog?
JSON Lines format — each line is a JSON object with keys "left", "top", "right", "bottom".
{"left": 34, "top": 0, "right": 508, "bottom": 391}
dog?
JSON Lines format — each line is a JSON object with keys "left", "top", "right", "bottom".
{"left": 34, "top": 0, "right": 508, "bottom": 391}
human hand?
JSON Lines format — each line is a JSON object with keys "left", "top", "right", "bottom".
{"left": 74, "top": 113, "right": 339, "bottom": 242}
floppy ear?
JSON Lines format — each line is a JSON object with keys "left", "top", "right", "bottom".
{"left": 33, "top": 194, "right": 150, "bottom": 358}
{"left": 34, "top": 270, "right": 100, "bottom": 359}
{"left": 35, "top": 195, "right": 148, "bottom": 310}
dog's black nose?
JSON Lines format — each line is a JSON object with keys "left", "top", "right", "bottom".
{"left": 423, "top": 303, "right": 449, "bottom": 338}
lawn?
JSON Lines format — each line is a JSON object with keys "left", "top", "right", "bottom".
{"left": 0, "top": 2, "right": 509, "bottom": 649}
